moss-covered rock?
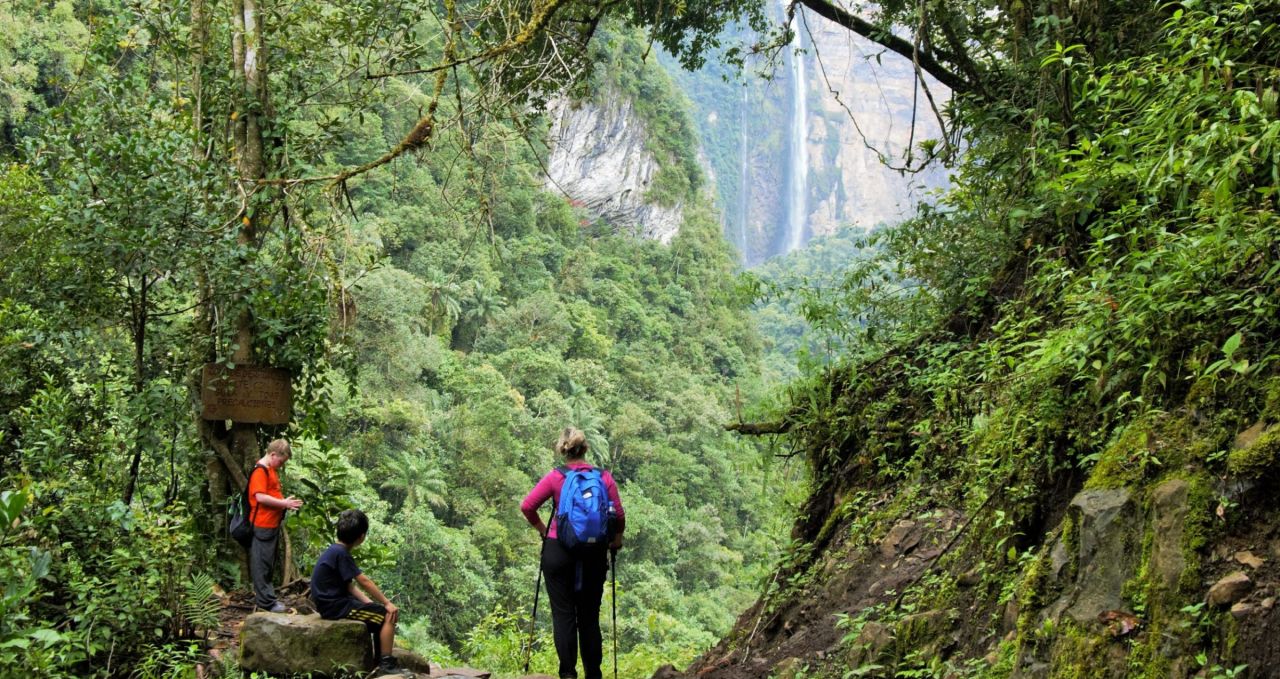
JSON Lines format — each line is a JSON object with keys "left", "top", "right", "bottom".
{"left": 1149, "top": 478, "right": 1190, "bottom": 594}
{"left": 1227, "top": 424, "right": 1280, "bottom": 478}
{"left": 1046, "top": 489, "right": 1140, "bottom": 625}
{"left": 240, "top": 612, "right": 374, "bottom": 676}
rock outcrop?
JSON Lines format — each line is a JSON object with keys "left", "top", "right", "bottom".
{"left": 240, "top": 612, "right": 373, "bottom": 675}
{"left": 1150, "top": 478, "right": 1191, "bottom": 592}
{"left": 544, "top": 97, "right": 684, "bottom": 244}
{"left": 1046, "top": 488, "right": 1141, "bottom": 625}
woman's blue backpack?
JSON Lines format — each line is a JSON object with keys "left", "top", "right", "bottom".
{"left": 554, "top": 466, "right": 614, "bottom": 551}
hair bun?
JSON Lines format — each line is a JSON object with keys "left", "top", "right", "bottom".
{"left": 555, "top": 427, "right": 589, "bottom": 458}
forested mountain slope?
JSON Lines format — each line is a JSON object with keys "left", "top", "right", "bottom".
{"left": 314, "top": 30, "right": 793, "bottom": 672}
{"left": 4, "top": 0, "right": 1280, "bottom": 677}
{"left": 661, "top": 2, "right": 1280, "bottom": 677}
{"left": 0, "top": 2, "right": 792, "bottom": 676}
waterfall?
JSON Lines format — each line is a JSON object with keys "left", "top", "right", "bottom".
{"left": 784, "top": 3, "right": 809, "bottom": 253}
{"left": 738, "top": 85, "right": 750, "bottom": 261}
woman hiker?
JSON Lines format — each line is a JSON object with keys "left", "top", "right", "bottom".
{"left": 521, "top": 427, "right": 625, "bottom": 679}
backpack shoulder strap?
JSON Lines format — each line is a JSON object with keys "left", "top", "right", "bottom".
{"left": 246, "top": 463, "right": 266, "bottom": 492}
{"left": 553, "top": 466, "right": 567, "bottom": 513}
{"left": 246, "top": 464, "right": 267, "bottom": 523}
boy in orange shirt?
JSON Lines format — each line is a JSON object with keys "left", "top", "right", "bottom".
{"left": 248, "top": 439, "right": 303, "bottom": 611}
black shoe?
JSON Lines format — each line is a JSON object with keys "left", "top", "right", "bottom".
{"left": 376, "top": 655, "right": 414, "bottom": 677}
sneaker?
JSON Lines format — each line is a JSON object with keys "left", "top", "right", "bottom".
{"left": 376, "top": 655, "right": 414, "bottom": 677}
{"left": 268, "top": 602, "right": 287, "bottom": 613}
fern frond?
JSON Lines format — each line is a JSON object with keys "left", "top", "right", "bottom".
{"left": 181, "top": 573, "right": 222, "bottom": 633}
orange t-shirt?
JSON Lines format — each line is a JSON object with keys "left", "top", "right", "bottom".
{"left": 248, "top": 465, "right": 285, "bottom": 528}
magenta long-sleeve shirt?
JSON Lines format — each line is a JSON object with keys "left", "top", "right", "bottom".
{"left": 521, "top": 462, "right": 625, "bottom": 540}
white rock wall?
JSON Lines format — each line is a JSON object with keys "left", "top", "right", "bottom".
{"left": 543, "top": 97, "right": 684, "bottom": 244}
{"left": 800, "top": 20, "right": 951, "bottom": 236}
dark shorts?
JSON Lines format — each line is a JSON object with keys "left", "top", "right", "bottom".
{"left": 344, "top": 601, "right": 387, "bottom": 633}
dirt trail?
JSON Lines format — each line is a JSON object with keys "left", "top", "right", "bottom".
{"left": 686, "top": 510, "right": 964, "bottom": 679}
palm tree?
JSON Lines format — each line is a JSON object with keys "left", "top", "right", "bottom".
{"left": 422, "top": 270, "right": 462, "bottom": 336}
{"left": 464, "top": 282, "right": 506, "bottom": 327}
{"left": 565, "top": 380, "right": 610, "bottom": 459}
{"left": 379, "top": 449, "right": 448, "bottom": 514}
{"left": 454, "top": 281, "right": 506, "bottom": 350}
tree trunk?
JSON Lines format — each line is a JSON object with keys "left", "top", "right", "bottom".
{"left": 213, "top": 0, "right": 272, "bottom": 581}
{"left": 123, "top": 272, "right": 149, "bottom": 506}
{"left": 191, "top": 0, "right": 209, "bottom": 157}
{"left": 193, "top": 0, "right": 277, "bottom": 581}
{"left": 188, "top": 0, "right": 242, "bottom": 574}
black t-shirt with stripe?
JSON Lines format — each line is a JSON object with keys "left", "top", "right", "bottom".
{"left": 311, "top": 542, "right": 363, "bottom": 619}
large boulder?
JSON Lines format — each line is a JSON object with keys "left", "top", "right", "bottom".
{"left": 1048, "top": 489, "right": 1141, "bottom": 625}
{"left": 240, "top": 612, "right": 373, "bottom": 676}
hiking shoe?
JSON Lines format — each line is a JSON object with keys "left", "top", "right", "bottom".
{"left": 268, "top": 602, "right": 287, "bottom": 613}
{"left": 376, "top": 656, "right": 414, "bottom": 677}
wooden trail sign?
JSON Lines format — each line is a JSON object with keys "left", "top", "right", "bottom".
{"left": 201, "top": 364, "right": 292, "bottom": 424}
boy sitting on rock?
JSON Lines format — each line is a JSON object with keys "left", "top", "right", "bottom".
{"left": 311, "top": 508, "right": 411, "bottom": 676}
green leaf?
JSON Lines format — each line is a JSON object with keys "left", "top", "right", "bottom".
{"left": 29, "top": 628, "right": 62, "bottom": 646}
{"left": 28, "top": 548, "right": 51, "bottom": 579}
{"left": 1222, "top": 332, "right": 1243, "bottom": 359}
{"left": 0, "top": 489, "right": 27, "bottom": 529}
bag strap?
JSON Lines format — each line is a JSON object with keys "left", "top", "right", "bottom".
{"left": 246, "top": 464, "right": 267, "bottom": 525}
{"left": 552, "top": 466, "right": 567, "bottom": 515}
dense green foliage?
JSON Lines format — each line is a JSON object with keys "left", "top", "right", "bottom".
{"left": 0, "top": 1, "right": 796, "bottom": 676}
{"left": 748, "top": 224, "right": 882, "bottom": 380}
{"left": 323, "top": 65, "right": 792, "bottom": 668}
{"left": 748, "top": 0, "right": 1280, "bottom": 676}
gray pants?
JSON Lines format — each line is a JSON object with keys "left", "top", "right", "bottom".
{"left": 251, "top": 526, "right": 280, "bottom": 609}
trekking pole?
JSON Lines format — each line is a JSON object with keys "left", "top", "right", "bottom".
{"left": 524, "top": 509, "right": 550, "bottom": 674}
{"left": 610, "top": 547, "right": 618, "bottom": 679}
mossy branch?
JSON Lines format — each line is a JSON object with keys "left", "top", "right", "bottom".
{"left": 365, "top": 0, "right": 572, "bottom": 80}
{"left": 259, "top": 0, "right": 570, "bottom": 190}
{"left": 725, "top": 421, "right": 791, "bottom": 435}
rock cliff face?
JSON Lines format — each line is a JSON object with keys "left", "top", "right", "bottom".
{"left": 543, "top": 96, "right": 684, "bottom": 244}
{"left": 798, "top": 17, "right": 950, "bottom": 239}
{"left": 668, "top": 14, "right": 950, "bottom": 264}
{"left": 546, "top": 21, "right": 949, "bottom": 261}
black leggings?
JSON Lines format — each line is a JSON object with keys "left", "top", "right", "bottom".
{"left": 541, "top": 538, "right": 609, "bottom": 679}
